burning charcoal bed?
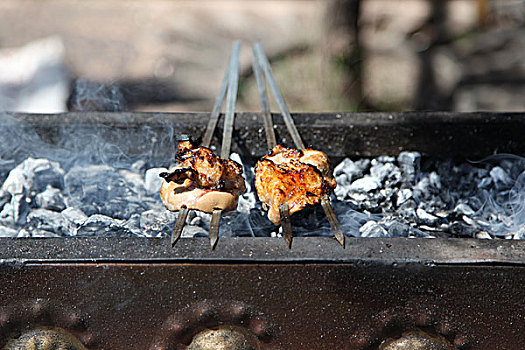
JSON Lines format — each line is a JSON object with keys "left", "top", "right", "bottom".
{"left": 0, "top": 112, "right": 523, "bottom": 240}
{"left": 0, "top": 111, "right": 524, "bottom": 349}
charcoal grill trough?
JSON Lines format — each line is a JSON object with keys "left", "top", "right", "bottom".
{"left": 0, "top": 110, "right": 524, "bottom": 349}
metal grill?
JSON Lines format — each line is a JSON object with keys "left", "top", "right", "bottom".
{"left": 0, "top": 111, "right": 524, "bottom": 349}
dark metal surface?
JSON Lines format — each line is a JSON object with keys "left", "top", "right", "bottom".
{"left": 0, "top": 237, "right": 524, "bottom": 264}
{"left": 6, "top": 111, "right": 525, "bottom": 161}
{"left": 0, "top": 259, "right": 523, "bottom": 349}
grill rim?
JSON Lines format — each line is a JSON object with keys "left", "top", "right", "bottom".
{"left": 1, "top": 237, "right": 524, "bottom": 265}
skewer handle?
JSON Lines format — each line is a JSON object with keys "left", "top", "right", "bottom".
{"left": 279, "top": 203, "right": 293, "bottom": 248}
{"left": 221, "top": 41, "right": 241, "bottom": 159}
{"left": 171, "top": 207, "right": 189, "bottom": 247}
{"left": 253, "top": 43, "right": 305, "bottom": 150}
{"left": 201, "top": 54, "right": 231, "bottom": 149}
{"left": 209, "top": 209, "right": 222, "bottom": 250}
{"left": 252, "top": 45, "right": 277, "bottom": 150}
{"left": 321, "top": 198, "right": 345, "bottom": 248}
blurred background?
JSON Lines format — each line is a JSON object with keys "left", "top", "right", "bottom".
{"left": 0, "top": 0, "right": 524, "bottom": 114}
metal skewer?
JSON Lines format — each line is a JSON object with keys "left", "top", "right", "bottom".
{"left": 253, "top": 43, "right": 305, "bottom": 150}
{"left": 171, "top": 207, "right": 189, "bottom": 247}
{"left": 208, "top": 40, "right": 241, "bottom": 250}
{"left": 209, "top": 209, "right": 222, "bottom": 250}
{"left": 253, "top": 42, "right": 344, "bottom": 248}
{"left": 279, "top": 204, "right": 293, "bottom": 248}
{"left": 201, "top": 50, "right": 232, "bottom": 149}
{"left": 321, "top": 197, "right": 345, "bottom": 248}
{"left": 253, "top": 46, "right": 292, "bottom": 247}
{"left": 221, "top": 41, "right": 241, "bottom": 159}
{"left": 252, "top": 45, "right": 277, "bottom": 149}
{"left": 170, "top": 41, "right": 240, "bottom": 248}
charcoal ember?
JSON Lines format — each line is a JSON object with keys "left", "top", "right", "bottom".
{"left": 476, "top": 231, "right": 492, "bottom": 239}
{"left": 449, "top": 221, "right": 478, "bottom": 237}
{"left": 139, "top": 209, "right": 177, "bottom": 236}
{"left": 193, "top": 210, "right": 212, "bottom": 226}
{"left": 1, "top": 168, "right": 29, "bottom": 224}
{"left": 103, "top": 197, "right": 150, "bottom": 220}
{"left": 346, "top": 191, "right": 368, "bottom": 204}
{"left": 190, "top": 216, "right": 201, "bottom": 226}
{"left": 428, "top": 171, "right": 442, "bottom": 190}
{"left": 416, "top": 208, "right": 439, "bottom": 226}
{"left": 131, "top": 159, "right": 148, "bottom": 175}
{"left": 0, "top": 225, "right": 18, "bottom": 237}
{"left": 64, "top": 165, "right": 138, "bottom": 218}
{"left": 119, "top": 169, "right": 147, "bottom": 195}
{"left": 514, "top": 227, "right": 525, "bottom": 240}
{"left": 185, "top": 209, "right": 197, "bottom": 224}
{"left": 397, "top": 199, "right": 417, "bottom": 220}
{"left": 25, "top": 229, "right": 62, "bottom": 238}
{"left": 385, "top": 221, "right": 411, "bottom": 237}
{"left": 334, "top": 172, "right": 351, "bottom": 199}
{"left": 379, "top": 188, "right": 396, "bottom": 209}
{"left": 2, "top": 158, "right": 65, "bottom": 195}
{"left": 125, "top": 213, "right": 141, "bottom": 232}
{"left": 181, "top": 225, "right": 208, "bottom": 238}
{"left": 350, "top": 176, "right": 381, "bottom": 193}
{"left": 412, "top": 177, "right": 435, "bottom": 201}
{"left": 16, "top": 228, "right": 30, "bottom": 237}
{"left": 35, "top": 185, "right": 66, "bottom": 211}
{"left": 397, "top": 151, "right": 421, "bottom": 185}
{"left": 385, "top": 166, "right": 403, "bottom": 188}
{"left": 0, "top": 197, "right": 28, "bottom": 226}
{"left": 77, "top": 214, "right": 137, "bottom": 237}
{"left": 334, "top": 158, "right": 369, "bottom": 181}
{"left": 290, "top": 205, "right": 330, "bottom": 234}
{"left": 370, "top": 160, "right": 396, "bottom": 183}
{"left": 377, "top": 156, "right": 395, "bottom": 163}
{"left": 237, "top": 191, "right": 257, "bottom": 214}
{"left": 359, "top": 220, "right": 388, "bottom": 237}
{"left": 0, "top": 189, "right": 10, "bottom": 210}
{"left": 395, "top": 188, "right": 413, "bottom": 206}
{"left": 26, "top": 209, "right": 68, "bottom": 235}
{"left": 144, "top": 167, "right": 168, "bottom": 195}
{"left": 61, "top": 207, "right": 88, "bottom": 235}
{"left": 454, "top": 202, "right": 476, "bottom": 216}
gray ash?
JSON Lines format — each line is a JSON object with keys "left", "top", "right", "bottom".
{"left": 0, "top": 150, "right": 523, "bottom": 239}
{"left": 334, "top": 152, "right": 525, "bottom": 239}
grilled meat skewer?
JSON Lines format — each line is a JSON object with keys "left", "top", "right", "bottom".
{"left": 160, "top": 140, "right": 246, "bottom": 214}
{"left": 255, "top": 145, "right": 336, "bottom": 226}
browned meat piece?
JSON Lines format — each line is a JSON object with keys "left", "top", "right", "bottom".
{"left": 159, "top": 140, "right": 246, "bottom": 213}
{"left": 254, "top": 145, "right": 337, "bottom": 225}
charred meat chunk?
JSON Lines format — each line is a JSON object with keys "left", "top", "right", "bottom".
{"left": 160, "top": 140, "right": 246, "bottom": 213}
{"left": 255, "top": 145, "right": 337, "bottom": 225}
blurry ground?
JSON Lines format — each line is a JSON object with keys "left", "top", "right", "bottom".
{"left": 0, "top": 0, "right": 525, "bottom": 113}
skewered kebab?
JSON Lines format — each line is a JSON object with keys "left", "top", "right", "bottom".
{"left": 255, "top": 145, "right": 336, "bottom": 226}
{"left": 252, "top": 43, "right": 344, "bottom": 248}
{"left": 159, "top": 138, "right": 245, "bottom": 213}
{"left": 160, "top": 41, "right": 243, "bottom": 249}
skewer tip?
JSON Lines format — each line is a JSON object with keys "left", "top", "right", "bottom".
{"left": 279, "top": 203, "right": 293, "bottom": 249}
{"left": 209, "top": 209, "right": 222, "bottom": 250}
{"left": 321, "top": 198, "right": 345, "bottom": 249}
{"left": 171, "top": 207, "right": 189, "bottom": 247}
